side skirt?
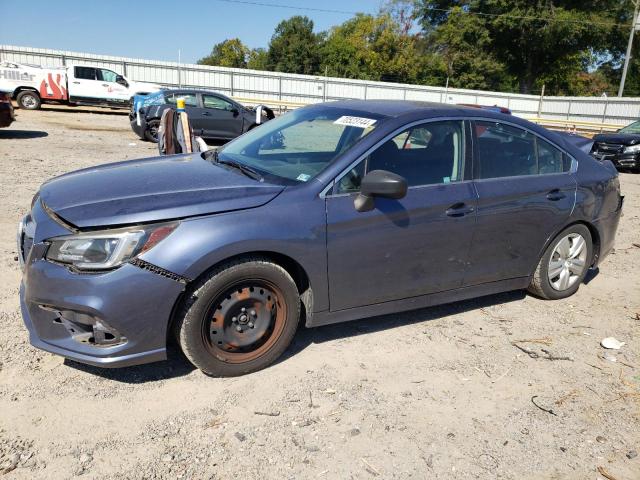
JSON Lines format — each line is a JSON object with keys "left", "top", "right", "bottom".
{"left": 306, "top": 277, "right": 530, "bottom": 328}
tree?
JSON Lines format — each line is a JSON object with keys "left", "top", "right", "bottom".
{"left": 266, "top": 16, "right": 321, "bottom": 74}
{"left": 321, "top": 13, "right": 422, "bottom": 83}
{"left": 198, "top": 38, "right": 249, "bottom": 68}
{"left": 414, "top": 0, "right": 626, "bottom": 94}
{"left": 247, "top": 48, "right": 269, "bottom": 70}
{"left": 425, "top": 7, "right": 511, "bottom": 90}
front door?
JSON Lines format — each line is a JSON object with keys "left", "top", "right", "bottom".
{"left": 200, "top": 94, "right": 243, "bottom": 140}
{"left": 464, "top": 120, "right": 577, "bottom": 286}
{"left": 326, "top": 120, "right": 477, "bottom": 311}
{"left": 96, "top": 68, "right": 130, "bottom": 103}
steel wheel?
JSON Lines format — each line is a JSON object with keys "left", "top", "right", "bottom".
{"left": 203, "top": 281, "right": 286, "bottom": 364}
{"left": 547, "top": 233, "right": 588, "bottom": 291}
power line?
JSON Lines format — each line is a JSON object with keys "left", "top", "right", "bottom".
{"left": 214, "top": 0, "right": 359, "bottom": 15}
{"left": 214, "top": 0, "right": 632, "bottom": 29}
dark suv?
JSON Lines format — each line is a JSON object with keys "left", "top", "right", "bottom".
{"left": 130, "top": 89, "right": 261, "bottom": 143}
{"left": 591, "top": 120, "right": 640, "bottom": 172}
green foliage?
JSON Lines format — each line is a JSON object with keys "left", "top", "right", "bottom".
{"left": 197, "top": 38, "right": 249, "bottom": 68}
{"left": 247, "top": 48, "right": 269, "bottom": 71}
{"left": 321, "top": 13, "right": 421, "bottom": 83}
{"left": 196, "top": 1, "right": 638, "bottom": 96}
{"left": 266, "top": 16, "right": 321, "bottom": 74}
{"left": 426, "top": 6, "right": 511, "bottom": 90}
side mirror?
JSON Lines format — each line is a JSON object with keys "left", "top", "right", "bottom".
{"left": 354, "top": 170, "right": 407, "bottom": 212}
{"left": 230, "top": 108, "right": 239, "bottom": 116}
{"left": 116, "top": 75, "right": 128, "bottom": 87}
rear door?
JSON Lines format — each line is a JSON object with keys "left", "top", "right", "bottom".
{"left": 164, "top": 92, "right": 202, "bottom": 133}
{"left": 464, "top": 120, "right": 576, "bottom": 286}
{"left": 68, "top": 66, "right": 99, "bottom": 102}
{"left": 326, "top": 120, "right": 477, "bottom": 311}
{"left": 200, "top": 94, "right": 244, "bottom": 140}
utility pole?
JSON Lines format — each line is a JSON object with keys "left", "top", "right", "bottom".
{"left": 618, "top": 0, "right": 640, "bottom": 97}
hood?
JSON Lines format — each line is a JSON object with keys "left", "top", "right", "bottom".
{"left": 592, "top": 133, "right": 640, "bottom": 146}
{"left": 130, "top": 81, "right": 162, "bottom": 93}
{"left": 39, "top": 153, "right": 284, "bottom": 228}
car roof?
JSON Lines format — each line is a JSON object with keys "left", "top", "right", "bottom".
{"left": 161, "top": 88, "right": 223, "bottom": 95}
{"left": 319, "top": 99, "right": 513, "bottom": 120}
{"left": 315, "top": 100, "right": 585, "bottom": 156}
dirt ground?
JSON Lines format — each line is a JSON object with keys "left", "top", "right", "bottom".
{"left": 0, "top": 106, "right": 638, "bottom": 480}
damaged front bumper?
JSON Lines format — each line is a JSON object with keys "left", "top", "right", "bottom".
{"left": 18, "top": 203, "right": 187, "bottom": 368}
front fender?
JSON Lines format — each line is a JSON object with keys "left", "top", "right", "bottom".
{"left": 139, "top": 193, "right": 329, "bottom": 312}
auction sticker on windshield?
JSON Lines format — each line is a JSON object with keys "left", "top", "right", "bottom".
{"left": 334, "top": 116, "right": 377, "bottom": 128}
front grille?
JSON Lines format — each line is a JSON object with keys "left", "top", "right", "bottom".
{"left": 17, "top": 214, "right": 35, "bottom": 270}
{"left": 594, "top": 142, "right": 624, "bottom": 154}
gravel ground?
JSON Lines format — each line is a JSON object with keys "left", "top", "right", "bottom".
{"left": 0, "top": 106, "right": 638, "bottom": 480}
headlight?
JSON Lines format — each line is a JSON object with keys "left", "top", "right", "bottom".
{"left": 623, "top": 144, "right": 640, "bottom": 154}
{"left": 46, "top": 222, "right": 178, "bottom": 270}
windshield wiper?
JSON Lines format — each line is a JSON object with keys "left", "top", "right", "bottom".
{"left": 208, "top": 149, "right": 263, "bottom": 182}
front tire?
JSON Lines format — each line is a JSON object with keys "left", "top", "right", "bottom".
{"left": 16, "top": 90, "right": 41, "bottom": 110}
{"left": 144, "top": 119, "right": 160, "bottom": 143}
{"left": 528, "top": 224, "right": 592, "bottom": 300}
{"left": 176, "top": 258, "right": 301, "bottom": 376}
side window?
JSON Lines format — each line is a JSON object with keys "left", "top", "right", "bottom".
{"left": 537, "top": 137, "right": 571, "bottom": 174}
{"left": 335, "top": 120, "right": 465, "bottom": 193}
{"left": 475, "top": 122, "right": 537, "bottom": 179}
{"left": 74, "top": 66, "right": 96, "bottom": 80}
{"left": 165, "top": 93, "right": 197, "bottom": 107}
{"left": 97, "top": 69, "right": 118, "bottom": 83}
{"left": 203, "top": 95, "right": 235, "bottom": 111}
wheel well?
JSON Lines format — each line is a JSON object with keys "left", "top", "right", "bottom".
{"left": 580, "top": 221, "right": 601, "bottom": 266}
{"left": 167, "top": 251, "right": 312, "bottom": 340}
{"left": 13, "top": 87, "right": 39, "bottom": 99}
{"left": 550, "top": 221, "right": 601, "bottom": 266}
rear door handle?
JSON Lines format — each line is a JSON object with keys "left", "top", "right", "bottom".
{"left": 546, "top": 189, "right": 566, "bottom": 201}
{"left": 446, "top": 202, "right": 475, "bottom": 217}
{"left": 72, "top": 81, "right": 81, "bottom": 84}
{"left": 202, "top": 111, "right": 211, "bottom": 116}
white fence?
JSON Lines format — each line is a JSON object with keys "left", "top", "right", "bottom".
{"left": 2, "top": 44, "right": 640, "bottom": 126}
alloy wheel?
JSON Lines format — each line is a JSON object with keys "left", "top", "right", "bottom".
{"left": 547, "top": 233, "right": 588, "bottom": 291}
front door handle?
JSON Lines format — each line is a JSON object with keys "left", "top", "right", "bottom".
{"left": 102, "top": 83, "right": 109, "bottom": 87}
{"left": 72, "top": 81, "right": 81, "bottom": 84}
{"left": 202, "top": 111, "right": 211, "bottom": 116}
{"left": 546, "top": 189, "right": 566, "bottom": 201}
{"left": 446, "top": 202, "right": 475, "bottom": 217}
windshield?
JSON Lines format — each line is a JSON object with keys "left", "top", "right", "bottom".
{"left": 217, "top": 107, "right": 384, "bottom": 183}
{"left": 619, "top": 121, "right": 640, "bottom": 134}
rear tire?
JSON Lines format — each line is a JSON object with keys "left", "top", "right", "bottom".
{"left": 528, "top": 224, "right": 592, "bottom": 300}
{"left": 175, "top": 257, "right": 301, "bottom": 376}
{"left": 16, "top": 90, "right": 41, "bottom": 110}
{"left": 144, "top": 120, "right": 160, "bottom": 143}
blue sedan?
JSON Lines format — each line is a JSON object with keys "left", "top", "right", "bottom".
{"left": 18, "top": 101, "right": 623, "bottom": 376}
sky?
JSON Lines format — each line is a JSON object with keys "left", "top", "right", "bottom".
{"left": 0, "top": 0, "right": 382, "bottom": 64}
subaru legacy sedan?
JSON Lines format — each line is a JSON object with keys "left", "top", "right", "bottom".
{"left": 18, "top": 101, "right": 623, "bottom": 376}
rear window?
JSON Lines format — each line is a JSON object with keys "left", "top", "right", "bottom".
{"left": 74, "top": 66, "right": 96, "bottom": 80}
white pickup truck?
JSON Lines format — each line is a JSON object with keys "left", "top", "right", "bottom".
{"left": 0, "top": 61, "right": 162, "bottom": 110}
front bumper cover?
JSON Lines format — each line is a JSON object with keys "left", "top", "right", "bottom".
{"left": 20, "top": 215, "right": 186, "bottom": 368}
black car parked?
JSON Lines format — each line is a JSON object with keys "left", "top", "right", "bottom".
{"left": 130, "top": 89, "right": 263, "bottom": 143}
{"left": 591, "top": 120, "right": 640, "bottom": 172}
{"left": 0, "top": 92, "right": 16, "bottom": 128}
